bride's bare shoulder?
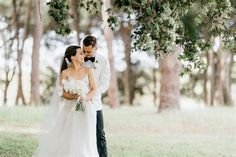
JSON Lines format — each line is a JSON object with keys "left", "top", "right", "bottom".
{"left": 61, "top": 68, "right": 71, "bottom": 78}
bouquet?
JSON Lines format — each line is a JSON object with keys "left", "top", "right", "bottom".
{"left": 59, "top": 79, "right": 86, "bottom": 111}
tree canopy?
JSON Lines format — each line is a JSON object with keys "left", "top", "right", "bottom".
{"left": 47, "top": 0, "right": 235, "bottom": 74}
{"left": 107, "top": 0, "right": 235, "bottom": 74}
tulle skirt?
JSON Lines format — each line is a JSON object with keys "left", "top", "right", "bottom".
{"left": 33, "top": 100, "right": 99, "bottom": 157}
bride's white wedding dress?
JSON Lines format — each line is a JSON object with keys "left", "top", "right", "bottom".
{"left": 33, "top": 76, "right": 99, "bottom": 157}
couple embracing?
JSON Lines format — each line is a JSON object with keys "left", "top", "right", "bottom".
{"left": 33, "top": 35, "right": 109, "bottom": 157}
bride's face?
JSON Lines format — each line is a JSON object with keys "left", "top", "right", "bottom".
{"left": 72, "top": 48, "right": 84, "bottom": 64}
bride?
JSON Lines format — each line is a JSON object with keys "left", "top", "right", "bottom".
{"left": 33, "top": 45, "right": 99, "bottom": 157}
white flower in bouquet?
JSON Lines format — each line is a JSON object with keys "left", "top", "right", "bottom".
{"left": 63, "top": 79, "right": 82, "bottom": 94}
{"left": 59, "top": 79, "right": 86, "bottom": 111}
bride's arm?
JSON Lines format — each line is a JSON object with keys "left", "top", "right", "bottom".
{"left": 86, "top": 68, "right": 96, "bottom": 101}
{"left": 60, "top": 70, "right": 79, "bottom": 100}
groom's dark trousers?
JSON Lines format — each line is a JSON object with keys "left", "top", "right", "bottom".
{"left": 96, "top": 110, "right": 108, "bottom": 157}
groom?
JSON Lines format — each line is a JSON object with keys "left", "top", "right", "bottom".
{"left": 83, "top": 35, "right": 109, "bottom": 157}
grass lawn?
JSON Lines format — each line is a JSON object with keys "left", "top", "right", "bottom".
{"left": 0, "top": 105, "right": 235, "bottom": 157}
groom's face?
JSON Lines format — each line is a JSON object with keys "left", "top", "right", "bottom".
{"left": 83, "top": 45, "right": 96, "bottom": 58}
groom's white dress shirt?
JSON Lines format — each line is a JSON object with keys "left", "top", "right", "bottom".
{"left": 91, "top": 53, "right": 110, "bottom": 111}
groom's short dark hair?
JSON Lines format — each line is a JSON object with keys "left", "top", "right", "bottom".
{"left": 83, "top": 35, "right": 97, "bottom": 47}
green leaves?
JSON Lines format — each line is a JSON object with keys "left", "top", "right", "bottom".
{"left": 47, "top": 0, "right": 71, "bottom": 36}
{"left": 182, "top": 13, "right": 199, "bottom": 41}
{"left": 108, "top": 0, "right": 233, "bottom": 74}
{"left": 80, "top": 0, "right": 102, "bottom": 14}
{"left": 47, "top": 0, "right": 103, "bottom": 36}
{"left": 107, "top": 15, "right": 120, "bottom": 30}
{"left": 46, "top": 0, "right": 234, "bottom": 74}
{"left": 114, "top": 0, "right": 130, "bottom": 8}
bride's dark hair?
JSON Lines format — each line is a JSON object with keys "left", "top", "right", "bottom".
{"left": 60, "top": 45, "right": 81, "bottom": 73}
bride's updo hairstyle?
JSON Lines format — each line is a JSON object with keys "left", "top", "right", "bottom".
{"left": 60, "top": 45, "right": 81, "bottom": 73}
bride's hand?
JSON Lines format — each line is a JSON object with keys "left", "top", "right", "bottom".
{"left": 77, "top": 95, "right": 84, "bottom": 100}
{"left": 85, "top": 94, "right": 93, "bottom": 102}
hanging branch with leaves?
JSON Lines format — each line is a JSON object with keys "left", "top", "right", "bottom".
{"left": 47, "top": 0, "right": 235, "bottom": 75}
{"left": 106, "top": 0, "right": 234, "bottom": 75}
{"left": 47, "top": 0, "right": 102, "bottom": 36}
{"left": 47, "top": 0, "right": 71, "bottom": 35}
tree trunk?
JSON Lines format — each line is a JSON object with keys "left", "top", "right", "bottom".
{"left": 70, "top": 0, "right": 80, "bottom": 44}
{"left": 214, "top": 49, "right": 224, "bottom": 105}
{"left": 2, "top": 33, "right": 16, "bottom": 105}
{"left": 213, "top": 39, "right": 233, "bottom": 106}
{"left": 3, "top": 81, "right": 9, "bottom": 104}
{"left": 220, "top": 48, "right": 233, "bottom": 106}
{"left": 229, "top": 52, "right": 234, "bottom": 93}
{"left": 101, "top": 0, "right": 120, "bottom": 108}
{"left": 12, "top": 0, "right": 27, "bottom": 105}
{"left": 153, "top": 68, "right": 158, "bottom": 107}
{"left": 204, "top": 37, "right": 233, "bottom": 106}
{"left": 203, "top": 58, "right": 208, "bottom": 105}
{"left": 204, "top": 52, "right": 215, "bottom": 106}
{"left": 30, "top": 0, "right": 42, "bottom": 105}
{"left": 222, "top": 51, "right": 233, "bottom": 106}
{"left": 120, "top": 23, "right": 134, "bottom": 105}
{"left": 159, "top": 53, "right": 180, "bottom": 112}
{"left": 3, "top": 68, "right": 16, "bottom": 104}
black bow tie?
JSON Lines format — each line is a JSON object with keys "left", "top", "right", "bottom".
{"left": 84, "top": 57, "right": 96, "bottom": 63}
